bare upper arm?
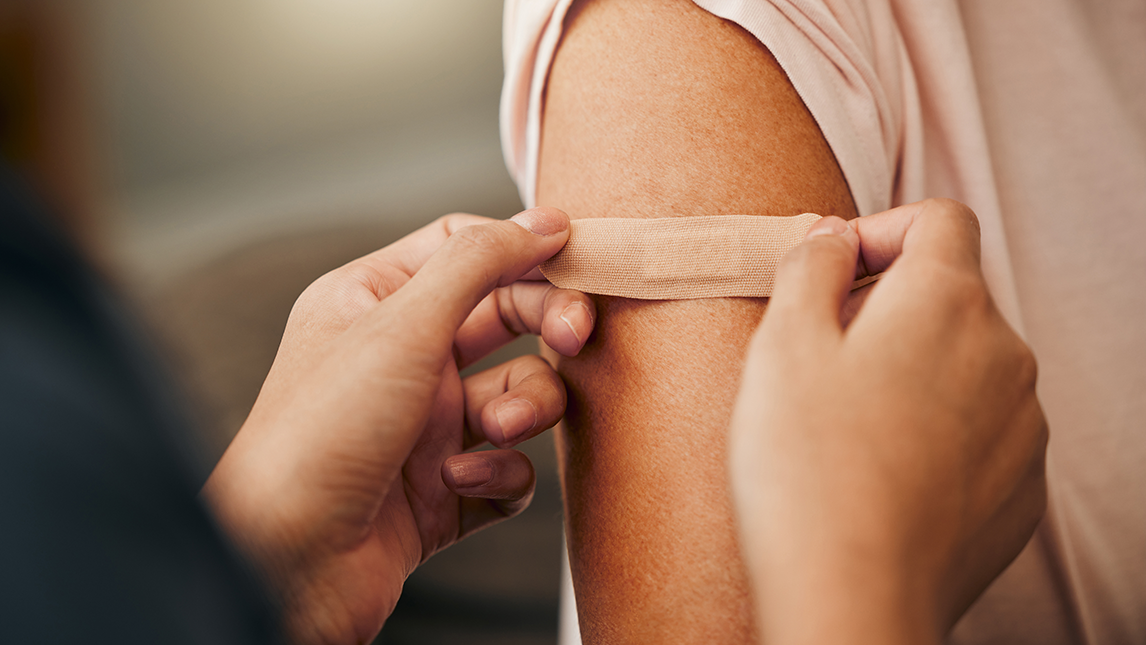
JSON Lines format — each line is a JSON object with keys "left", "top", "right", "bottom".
{"left": 537, "top": 0, "right": 856, "bottom": 642}
{"left": 538, "top": 0, "right": 856, "bottom": 222}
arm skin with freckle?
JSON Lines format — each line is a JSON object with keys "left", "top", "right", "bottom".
{"left": 536, "top": 0, "right": 858, "bottom": 642}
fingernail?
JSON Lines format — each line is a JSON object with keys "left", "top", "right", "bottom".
{"left": 510, "top": 208, "right": 566, "bottom": 236}
{"left": 806, "top": 216, "right": 850, "bottom": 239}
{"left": 560, "top": 301, "right": 593, "bottom": 345}
{"left": 495, "top": 399, "right": 538, "bottom": 444}
{"left": 447, "top": 458, "right": 494, "bottom": 489}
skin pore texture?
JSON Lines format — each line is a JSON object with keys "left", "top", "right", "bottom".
{"left": 537, "top": 0, "right": 857, "bottom": 642}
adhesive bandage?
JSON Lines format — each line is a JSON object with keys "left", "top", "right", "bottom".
{"left": 541, "top": 213, "right": 872, "bottom": 300}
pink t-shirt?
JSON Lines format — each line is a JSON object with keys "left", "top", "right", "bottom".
{"left": 501, "top": 1, "right": 1146, "bottom": 643}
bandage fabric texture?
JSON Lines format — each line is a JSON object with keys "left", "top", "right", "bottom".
{"left": 541, "top": 213, "right": 823, "bottom": 299}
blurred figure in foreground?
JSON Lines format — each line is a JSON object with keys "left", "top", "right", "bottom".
{"left": 0, "top": 1, "right": 103, "bottom": 250}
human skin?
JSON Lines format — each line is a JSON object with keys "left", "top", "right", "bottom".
{"left": 202, "top": 208, "right": 596, "bottom": 644}
{"left": 731, "top": 202, "right": 1048, "bottom": 645}
{"left": 537, "top": 0, "right": 856, "bottom": 642}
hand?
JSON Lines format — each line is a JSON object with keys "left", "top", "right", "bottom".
{"left": 729, "top": 199, "right": 1048, "bottom": 645}
{"left": 201, "top": 208, "right": 596, "bottom": 644}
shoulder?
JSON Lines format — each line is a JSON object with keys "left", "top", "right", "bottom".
{"left": 502, "top": 0, "right": 915, "bottom": 215}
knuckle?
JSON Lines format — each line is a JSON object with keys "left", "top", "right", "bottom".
{"left": 921, "top": 197, "right": 982, "bottom": 237}
{"left": 1013, "top": 338, "right": 1040, "bottom": 389}
{"left": 445, "top": 225, "right": 513, "bottom": 285}
{"left": 515, "top": 352, "right": 554, "bottom": 376}
{"left": 432, "top": 214, "right": 461, "bottom": 238}
{"left": 340, "top": 263, "right": 383, "bottom": 293}
{"left": 494, "top": 286, "right": 530, "bottom": 335}
{"left": 450, "top": 222, "right": 509, "bottom": 253}
{"left": 435, "top": 212, "right": 484, "bottom": 233}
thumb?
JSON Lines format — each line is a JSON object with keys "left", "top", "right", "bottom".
{"left": 375, "top": 207, "right": 572, "bottom": 361}
{"left": 764, "top": 216, "right": 860, "bottom": 340}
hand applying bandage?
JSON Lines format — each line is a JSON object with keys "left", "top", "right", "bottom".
{"left": 201, "top": 208, "right": 595, "bottom": 645}
{"left": 730, "top": 199, "right": 1048, "bottom": 645}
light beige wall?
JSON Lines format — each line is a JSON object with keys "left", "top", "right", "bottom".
{"left": 90, "top": 0, "right": 518, "bottom": 288}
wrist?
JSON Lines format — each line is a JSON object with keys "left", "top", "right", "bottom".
{"left": 201, "top": 437, "right": 304, "bottom": 589}
{"left": 748, "top": 548, "right": 941, "bottom": 645}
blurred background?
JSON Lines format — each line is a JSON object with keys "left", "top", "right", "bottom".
{"left": 1, "top": 1, "right": 562, "bottom": 643}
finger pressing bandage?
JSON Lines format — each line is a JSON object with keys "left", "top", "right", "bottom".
{"left": 541, "top": 214, "right": 873, "bottom": 300}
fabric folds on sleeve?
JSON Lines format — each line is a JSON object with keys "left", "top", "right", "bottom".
{"left": 499, "top": 0, "right": 922, "bottom": 217}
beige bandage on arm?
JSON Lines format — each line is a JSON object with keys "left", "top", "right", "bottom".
{"left": 541, "top": 213, "right": 872, "bottom": 299}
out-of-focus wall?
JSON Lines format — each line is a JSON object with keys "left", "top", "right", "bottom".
{"left": 92, "top": 0, "right": 519, "bottom": 288}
